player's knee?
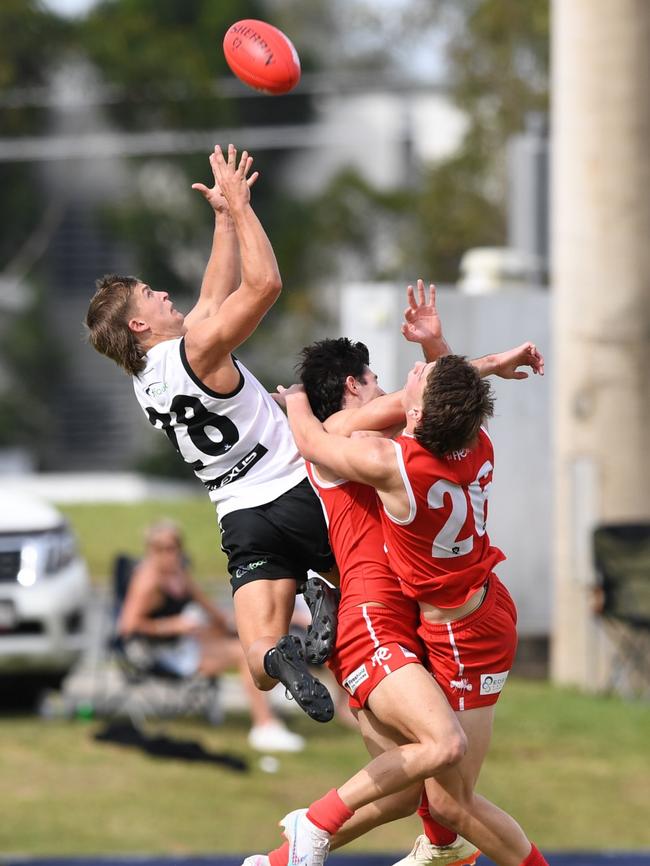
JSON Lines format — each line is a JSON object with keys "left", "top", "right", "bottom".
{"left": 437, "top": 727, "right": 467, "bottom": 768}
{"left": 426, "top": 729, "right": 467, "bottom": 771}
{"left": 446, "top": 729, "right": 468, "bottom": 765}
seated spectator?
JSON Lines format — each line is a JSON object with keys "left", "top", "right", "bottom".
{"left": 118, "top": 519, "right": 304, "bottom": 753}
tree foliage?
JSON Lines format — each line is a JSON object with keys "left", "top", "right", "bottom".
{"left": 446, "top": 0, "right": 549, "bottom": 147}
{"left": 415, "top": 0, "right": 549, "bottom": 279}
{"left": 292, "top": 0, "right": 549, "bottom": 284}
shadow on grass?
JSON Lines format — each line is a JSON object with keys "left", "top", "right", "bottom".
{"left": 93, "top": 719, "right": 249, "bottom": 772}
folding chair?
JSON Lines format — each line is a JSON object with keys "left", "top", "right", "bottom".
{"left": 104, "top": 554, "right": 222, "bottom": 727}
{"left": 593, "top": 524, "right": 650, "bottom": 696}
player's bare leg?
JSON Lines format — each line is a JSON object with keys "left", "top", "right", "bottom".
{"left": 335, "top": 690, "right": 541, "bottom": 866}
{"left": 331, "top": 665, "right": 467, "bottom": 809}
{"left": 423, "top": 706, "right": 534, "bottom": 866}
{"left": 276, "top": 667, "right": 467, "bottom": 866}
{"left": 363, "top": 674, "right": 536, "bottom": 863}
{"left": 330, "top": 708, "right": 423, "bottom": 848}
{"left": 233, "top": 577, "right": 334, "bottom": 722}
{"left": 268, "top": 676, "right": 478, "bottom": 866}
{"left": 233, "top": 577, "right": 296, "bottom": 688}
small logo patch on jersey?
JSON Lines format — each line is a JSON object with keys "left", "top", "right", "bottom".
{"left": 480, "top": 670, "right": 509, "bottom": 695}
{"left": 446, "top": 448, "right": 469, "bottom": 461}
{"left": 370, "top": 646, "right": 393, "bottom": 667}
{"left": 343, "top": 663, "right": 369, "bottom": 695}
{"left": 145, "top": 381, "right": 168, "bottom": 400}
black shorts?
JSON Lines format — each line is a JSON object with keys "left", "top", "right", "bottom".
{"left": 220, "top": 477, "right": 335, "bottom": 594}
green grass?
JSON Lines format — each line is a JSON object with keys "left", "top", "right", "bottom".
{"left": 47, "top": 502, "right": 650, "bottom": 854}
{"left": 0, "top": 679, "right": 648, "bottom": 855}
{"left": 59, "top": 498, "right": 229, "bottom": 586}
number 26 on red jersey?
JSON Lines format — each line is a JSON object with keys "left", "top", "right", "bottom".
{"left": 427, "top": 461, "right": 493, "bottom": 558}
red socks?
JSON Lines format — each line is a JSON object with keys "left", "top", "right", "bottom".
{"left": 267, "top": 789, "right": 353, "bottom": 866}
{"left": 268, "top": 797, "right": 548, "bottom": 866}
{"left": 268, "top": 842, "right": 289, "bottom": 866}
{"left": 417, "top": 790, "right": 457, "bottom": 847}
{"left": 306, "top": 788, "right": 355, "bottom": 835}
{"left": 521, "top": 844, "right": 549, "bottom": 866}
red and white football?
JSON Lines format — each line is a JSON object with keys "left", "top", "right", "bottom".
{"left": 223, "top": 19, "right": 301, "bottom": 95}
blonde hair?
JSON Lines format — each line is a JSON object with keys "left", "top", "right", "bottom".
{"left": 145, "top": 519, "right": 183, "bottom": 549}
{"left": 85, "top": 274, "right": 146, "bottom": 376}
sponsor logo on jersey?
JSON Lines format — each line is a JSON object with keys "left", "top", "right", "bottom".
{"left": 479, "top": 670, "right": 509, "bottom": 695}
{"left": 343, "top": 663, "right": 369, "bottom": 695}
{"left": 204, "top": 443, "right": 269, "bottom": 491}
{"left": 370, "top": 646, "right": 393, "bottom": 667}
{"left": 233, "top": 559, "right": 268, "bottom": 582}
{"left": 145, "top": 381, "right": 168, "bottom": 399}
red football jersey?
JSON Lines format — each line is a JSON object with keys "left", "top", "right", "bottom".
{"left": 306, "top": 462, "right": 409, "bottom": 618}
{"left": 379, "top": 428, "right": 506, "bottom": 608}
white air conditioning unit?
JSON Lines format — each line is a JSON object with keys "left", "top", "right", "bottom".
{"left": 457, "top": 246, "right": 543, "bottom": 295}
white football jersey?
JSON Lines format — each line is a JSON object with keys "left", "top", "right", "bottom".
{"left": 133, "top": 337, "right": 306, "bottom": 519}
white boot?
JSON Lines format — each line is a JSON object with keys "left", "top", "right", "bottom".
{"left": 390, "top": 834, "right": 480, "bottom": 866}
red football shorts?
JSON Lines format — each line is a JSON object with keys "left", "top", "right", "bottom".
{"left": 328, "top": 603, "right": 425, "bottom": 710}
{"left": 417, "top": 574, "right": 518, "bottom": 712}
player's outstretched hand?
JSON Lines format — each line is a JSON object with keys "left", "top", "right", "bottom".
{"left": 401, "top": 279, "right": 452, "bottom": 361}
{"left": 198, "top": 144, "right": 258, "bottom": 213}
{"left": 191, "top": 145, "right": 258, "bottom": 214}
{"left": 493, "top": 342, "right": 545, "bottom": 379}
{"left": 273, "top": 383, "right": 306, "bottom": 409}
{"left": 401, "top": 280, "right": 443, "bottom": 345}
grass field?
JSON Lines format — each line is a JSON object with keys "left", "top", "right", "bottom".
{"left": 1, "top": 679, "right": 649, "bottom": 855}
{"left": 59, "top": 498, "right": 229, "bottom": 585}
{"left": 45, "top": 500, "right": 650, "bottom": 856}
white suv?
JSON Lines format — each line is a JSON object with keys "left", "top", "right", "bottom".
{"left": 0, "top": 492, "right": 90, "bottom": 698}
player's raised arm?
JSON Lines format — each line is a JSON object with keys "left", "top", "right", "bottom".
{"left": 184, "top": 145, "right": 282, "bottom": 377}
{"left": 471, "top": 342, "right": 545, "bottom": 379}
{"left": 345, "top": 347, "right": 542, "bottom": 422}
{"left": 184, "top": 146, "right": 259, "bottom": 329}
{"left": 281, "top": 385, "right": 398, "bottom": 488}
{"left": 402, "top": 280, "right": 545, "bottom": 381}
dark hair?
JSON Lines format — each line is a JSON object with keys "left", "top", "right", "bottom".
{"left": 415, "top": 355, "right": 494, "bottom": 457}
{"left": 297, "top": 338, "right": 370, "bottom": 421}
{"left": 85, "top": 274, "right": 146, "bottom": 376}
